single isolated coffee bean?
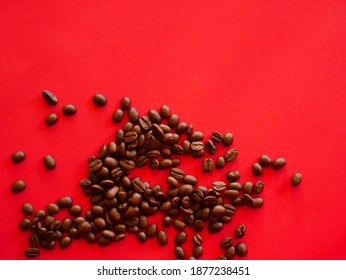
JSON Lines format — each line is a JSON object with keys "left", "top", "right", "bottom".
{"left": 235, "top": 224, "right": 246, "bottom": 238}
{"left": 43, "top": 155, "right": 56, "bottom": 170}
{"left": 22, "top": 203, "right": 34, "bottom": 215}
{"left": 272, "top": 157, "right": 286, "bottom": 170}
{"left": 259, "top": 154, "right": 272, "bottom": 167}
{"left": 11, "top": 150, "right": 26, "bottom": 163}
{"left": 120, "top": 97, "right": 131, "bottom": 110}
{"left": 252, "top": 163, "right": 263, "bottom": 176}
{"left": 93, "top": 93, "right": 107, "bottom": 106}
{"left": 45, "top": 113, "right": 58, "bottom": 126}
{"left": 42, "top": 90, "right": 58, "bottom": 105}
{"left": 11, "top": 180, "right": 26, "bottom": 193}
{"left": 62, "top": 104, "right": 77, "bottom": 115}
{"left": 291, "top": 173, "right": 302, "bottom": 186}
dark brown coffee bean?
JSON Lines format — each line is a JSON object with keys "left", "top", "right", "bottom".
{"left": 242, "top": 181, "right": 253, "bottom": 194}
{"left": 112, "top": 109, "right": 124, "bottom": 123}
{"left": 211, "top": 131, "right": 224, "bottom": 143}
{"left": 170, "top": 168, "right": 184, "bottom": 180}
{"left": 133, "top": 179, "right": 147, "bottom": 194}
{"left": 114, "top": 224, "right": 126, "bottom": 233}
{"left": 157, "top": 230, "right": 168, "bottom": 246}
{"left": 174, "top": 246, "right": 186, "bottom": 260}
{"left": 62, "top": 104, "right": 77, "bottom": 115}
{"left": 272, "top": 157, "right": 286, "bottom": 170}
{"left": 160, "top": 105, "right": 170, "bottom": 118}
{"left": 228, "top": 182, "right": 242, "bottom": 191}
{"left": 43, "top": 216, "right": 55, "bottom": 228}
{"left": 235, "top": 242, "right": 248, "bottom": 256}
{"left": 192, "top": 234, "right": 203, "bottom": 246}
{"left": 252, "top": 197, "right": 264, "bottom": 208}
{"left": 128, "top": 107, "right": 140, "bottom": 123}
{"left": 235, "top": 224, "right": 246, "bottom": 238}
{"left": 291, "top": 173, "right": 303, "bottom": 186}
{"left": 242, "top": 193, "right": 254, "bottom": 207}
{"left": 168, "top": 114, "right": 179, "bottom": 127}
{"left": 212, "top": 205, "right": 226, "bottom": 217}
{"left": 208, "top": 222, "right": 223, "bottom": 233}
{"left": 166, "top": 176, "right": 179, "bottom": 188}
{"left": 202, "top": 158, "right": 214, "bottom": 172}
{"left": 97, "top": 236, "right": 112, "bottom": 246}
{"left": 212, "top": 181, "right": 226, "bottom": 192}
{"left": 11, "top": 180, "right": 26, "bottom": 193}
{"left": 25, "top": 247, "right": 40, "bottom": 258}
{"left": 175, "top": 231, "right": 187, "bottom": 246}
{"left": 259, "top": 154, "right": 272, "bottom": 167}
{"left": 12, "top": 150, "right": 26, "bottom": 163}
{"left": 173, "top": 218, "right": 185, "bottom": 230}
{"left": 60, "top": 236, "right": 72, "bottom": 249}
{"left": 225, "top": 246, "right": 236, "bottom": 259}
{"left": 220, "top": 237, "right": 234, "bottom": 249}
{"left": 137, "top": 231, "right": 147, "bottom": 243}
{"left": 121, "top": 97, "right": 131, "bottom": 110}
{"left": 162, "top": 133, "right": 180, "bottom": 146}
{"left": 205, "top": 140, "right": 216, "bottom": 155}
{"left": 146, "top": 223, "right": 158, "bottom": 238}
{"left": 19, "top": 218, "right": 31, "bottom": 231}
{"left": 218, "top": 255, "right": 227, "bottom": 260}
{"left": 226, "top": 170, "right": 241, "bottom": 182}
{"left": 93, "top": 93, "right": 107, "bottom": 106}
{"left": 179, "top": 184, "right": 193, "bottom": 196}
{"left": 43, "top": 155, "right": 56, "bottom": 170}
{"left": 22, "top": 203, "right": 34, "bottom": 215}
{"left": 252, "top": 163, "right": 263, "bottom": 176}
{"left": 159, "top": 159, "right": 172, "bottom": 169}
{"left": 148, "top": 109, "right": 162, "bottom": 124}
{"left": 77, "top": 221, "right": 92, "bottom": 237}
{"left": 61, "top": 218, "right": 72, "bottom": 232}
{"left": 189, "top": 131, "right": 204, "bottom": 141}
{"left": 193, "top": 245, "right": 203, "bottom": 258}
{"left": 29, "top": 233, "right": 39, "bottom": 248}
{"left": 224, "top": 189, "right": 240, "bottom": 198}
{"left": 175, "top": 122, "right": 187, "bottom": 134}
{"left": 42, "top": 90, "right": 58, "bottom": 105}
{"left": 46, "top": 203, "right": 59, "bottom": 214}
{"left": 69, "top": 205, "right": 82, "bottom": 216}
{"left": 216, "top": 156, "right": 226, "bottom": 169}
{"left": 193, "top": 220, "right": 204, "bottom": 232}
{"left": 34, "top": 209, "right": 47, "bottom": 219}
{"left": 182, "top": 140, "right": 191, "bottom": 154}
{"left": 139, "top": 116, "right": 152, "bottom": 131}
{"left": 203, "top": 195, "right": 217, "bottom": 207}
{"left": 57, "top": 196, "right": 73, "bottom": 208}
{"left": 162, "top": 216, "right": 172, "bottom": 227}
{"left": 183, "top": 175, "right": 197, "bottom": 186}
{"left": 222, "top": 132, "right": 233, "bottom": 146}
{"left": 224, "top": 148, "right": 238, "bottom": 162}
{"left": 114, "top": 233, "right": 126, "bottom": 242}
{"left": 253, "top": 181, "right": 264, "bottom": 194}
{"left": 89, "top": 159, "right": 102, "bottom": 172}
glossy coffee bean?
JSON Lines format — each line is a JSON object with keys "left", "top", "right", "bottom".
{"left": 42, "top": 90, "right": 58, "bottom": 105}
{"left": 60, "top": 237, "right": 72, "bottom": 249}
{"left": 253, "top": 181, "right": 264, "bottom": 194}
{"left": 211, "top": 131, "right": 223, "bottom": 143}
{"left": 193, "top": 245, "right": 203, "bottom": 258}
{"left": 25, "top": 247, "right": 40, "bottom": 258}
{"left": 272, "top": 157, "right": 286, "bottom": 170}
{"left": 175, "top": 231, "right": 187, "bottom": 246}
{"left": 93, "top": 93, "right": 107, "bottom": 106}
{"left": 225, "top": 246, "right": 236, "bottom": 259}
{"left": 226, "top": 170, "right": 240, "bottom": 182}
{"left": 235, "top": 224, "right": 246, "bottom": 238}
{"left": 259, "top": 154, "right": 272, "bottom": 167}
{"left": 113, "top": 109, "right": 124, "bottom": 123}
{"left": 57, "top": 196, "right": 73, "bottom": 208}
{"left": 43, "top": 155, "right": 56, "bottom": 170}
{"left": 45, "top": 113, "right": 58, "bottom": 126}
{"left": 22, "top": 203, "right": 34, "bottom": 215}
{"left": 157, "top": 230, "right": 168, "bottom": 246}
{"left": 11, "top": 150, "right": 26, "bottom": 163}
{"left": 192, "top": 234, "right": 203, "bottom": 246}
{"left": 62, "top": 104, "right": 77, "bottom": 115}
{"left": 291, "top": 173, "right": 302, "bottom": 186}
{"left": 160, "top": 105, "right": 170, "bottom": 118}
{"left": 174, "top": 246, "right": 186, "bottom": 260}
{"left": 202, "top": 158, "right": 214, "bottom": 172}
{"left": 128, "top": 107, "right": 140, "bottom": 123}
{"left": 220, "top": 237, "right": 234, "bottom": 249}
{"left": 120, "top": 97, "right": 131, "bottom": 110}
{"left": 137, "top": 232, "right": 147, "bottom": 243}
{"left": 235, "top": 242, "right": 248, "bottom": 256}
{"left": 216, "top": 156, "right": 226, "bottom": 169}
{"left": 11, "top": 180, "right": 26, "bottom": 193}
{"left": 224, "top": 148, "right": 238, "bottom": 162}
{"left": 222, "top": 133, "right": 233, "bottom": 146}
{"left": 252, "top": 163, "right": 263, "bottom": 176}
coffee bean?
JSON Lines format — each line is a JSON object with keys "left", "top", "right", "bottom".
{"left": 259, "top": 154, "right": 272, "bottom": 167}
{"left": 193, "top": 245, "right": 203, "bottom": 258}
{"left": 226, "top": 170, "right": 241, "bottom": 182}
{"left": 45, "top": 113, "right": 58, "bottom": 126}
{"left": 113, "top": 109, "right": 124, "bottom": 123}
{"left": 19, "top": 218, "right": 31, "bottom": 231}
{"left": 174, "top": 246, "right": 186, "bottom": 260}
{"left": 202, "top": 158, "right": 214, "bottom": 172}
{"left": 42, "top": 90, "right": 58, "bottom": 105}
{"left": 252, "top": 197, "right": 264, "bottom": 208}
{"left": 192, "top": 234, "right": 203, "bottom": 246}
{"left": 183, "top": 175, "right": 197, "bottom": 186}
{"left": 25, "top": 247, "right": 40, "bottom": 258}
{"left": 11, "top": 180, "right": 26, "bottom": 193}
{"left": 235, "top": 224, "right": 246, "bottom": 238}
{"left": 157, "top": 230, "right": 168, "bottom": 246}
{"left": 60, "top": 236, "right": 72, "bottom": 249}
{"left": 34, "top": 209, "right": 47, "bottom": 219}
{"left": 222, "top": 133, "right": 233, "bottom": 146}
{"left": 128, "top": 107, "right": 140, "bottom": 123}
{"left": 11, "top": 150, "right": 26, "bottom": 163}
{"left": 175, "top": 231, "right": 187, "bottom": 246}
{"left": 137, "top": 232, "right": 147, "bottom": 243}
{"left": 176, "top": 122, "right": 188, "bottom": 134}
{"left": 242, "top": 194, "right": 254, "bottom": 207}
{"left": 218, "top": 255, "right": 227, "bottom": 260}
{"left": 114, "top": 233, "right": 126, "bottom": 242}
{"left": 253, "top": 181, "right": 264, "bottom": 194}
{"left": 69, "top": 205, "right": 82, "bottom": 217}
{"left": 225, "top": 246, "right": 236, "bottom": 259}
{"left": 224, "top": 148, "right": 238, "bottom": 162}
{"left": 22, "top": 203, "right": 34, "bottom": 215}
{"left": 62, "top": 104, "right": 77, "bottom": 115}
{"left": 291, "top": 173, "right": 302, "bottom": 186}
{"left": 162, "top": 216, "right": 172, "bottom": 227}
{"left": 252, "top": 163, "right": 263, "bottom": 176}
{"left": 173, "top": 218, "right": 186, "bottom": 230}
{"left": 93, "top": 93, "right": 107, "bottom": 106}
{"left": 235, "top": 242, "right": 248, "bottom": 256}
{"left": 170, "top": 168, "right": 184, "bottom": 180}
{"left": 205, "top": 140, "right": 216, "bottom": 155}
{"left": 146, "top": 223, "right": 158, "bottom": 238}
{"left": 212, "top": 205, "right": 226, "bottom": 217}
{"left": 211, "top": 131, "right": 224, "bottom": 143}
{"left": 193, "top": 220, "right": 204, "bottom": 232}
{"left": 208, "top": 222, "right": 223, "bottom": 233}
{"left": 159, "top": 159, "right": 172, "bottom": 169}
{"left": 43, "top": 155, "right": 56, "bottom": 170}
{"left": 212, "top": 181, "right": 226, "bottom": 192}
{"left": 228, "top": 182, "right": 242, "bottom": 191}
{"left": 242, "top": 182, "right": 253, "bottom": 194}
{"left": 220, "top": 237, "right": 233, "bottom": 249}
{"left": 121, "top": 97, "right": 131, "bottom": 110}
{"left": 182, "top": 140, "right": 191, "bottom": 154}
{"left": 57, "top": 196, "right": 73, "bottom": 208}
{"left": 272, "top": 157, "right": 286, "bottom": 170}
{"left": 160, "top": 105, "right": 170, "bottom": 118}
{"left": 216, "top": 156, "right": 226, "bottom": 169}
{"left": 224, "top": 189, "right": 239, "bottom": 198}
{"left": 168, "top": 114, "right": 179, "bottom": 127}
{"left": 77, "top": 221, "right": 92, "bottom": 237}
{"left": 148, "top": 110, "right": 161, "bottom": 124}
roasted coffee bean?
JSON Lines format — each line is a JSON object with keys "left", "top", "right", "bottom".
{"left": 29, "top": 233, "right": 40, "bottom": 248}
{"left": 182, "top": 140, "right": 191, "bottom": 154}
{"left": 57, "top": 196, "right": 73, "bottom": 208}
{"left": 228, "top": 182, "right": 242, "bottom": 191}
{"left": 22, "top": 203, "right": 34, "bottom": 215}
{"left": 43, "top": 155, "right": 56, "bottom": 170}
{"left": 97, "top": 144, "right": 108, "bottom": 159}
{"left": 138, "top": 216, "right": 148, "bottom": 230}
{"left": 128, "top": 107, "right": 140, "bottom": 123}
{"left": 224, "top": 189, "right": 240, "bottom": 198}
{"left": 225, "top": 246, "right": 236, "bottom": 259}
{"left": 175, "top": 231, "right": 187, "bottom": 246}
{"left": 133, "top": 179, "right": 147, "bottom": 194}
{"left": 272, "top": 157, "right": 286, "bottom": 170}
{"left": 114, "top": 233, "right": 126, "bottom": 242}
{"left": 190, "top": 141, "right": 204, "bottom": 152}
{"left": 77, "top": 221, "right": 92, "bottom": 237}
{"left": 211, "top": 131, "right": 224, "bottom": 143}
{"left": 25, "top": 247, "right": 40, "bottom": 258}
{"left": 192, "top": 234, "right": 203, "bottom": 246}
{"left": 176, "top": 122, "right": 188, "bottom": 134}
{"left": 19, "top": 218, "right": 31, "bottom": 231}
{"left": 62, "top": 104, "right": 76, "bottom": 115}
{"left": 43, "top": 216, "right": 55, "bottom": 228}
{"left": 160, "top": 105, "right": 170, "bottom": 118}
{"left": 162, "top": 133, "right": 180, "bottom": 146}
{"left": 291, "top": 173, "right": 303, "bottom": 186}
{"left": 162, "top": 216, "right": 172, "bottom": 227}
{"left": 146, "top": 223, "right": 158, "bottom": 238}
{"left": 252, "top": 197, "right": 264, "bottom": 208}
{"left": 259, "top": 154, "right": 272, "bottom": 167}
{"left": 226, "top": 170, "right": 241, "bottom": 182}
{"left": 203, "top": 195, "right": 217, "bottom": 207}
{"left": 174, "top": 246, "right": 186, "bottom": 260}
{"left": 218, "top": 255, "right": 227, "bottom": 260}
{"left": 212, "top": 181, "right": 226, "bottom": 192}
{"left": 242, "top": 182, "right": 253, "bottom": 194}
{"left": 42, "top": 90, "right": 58, "bottom": 105}
{"left": 173, "top": 219, "right": 185, "bottom": 230}
{"left": 208, "top": 222, "right": 223, "bottom": 233}
{"left": 235, "top": 242, "right": 248, "bottom": 256}
{"left": 97, "top": 236, "right": 112, "bottom": 246}
{"left": 168, "top": 114, "right": 179, "bottom": 127}
{"left": 242, "top": 194, "right": 254, "bottom": 207}
{"left": 113, "top": 109, "right": 124, "bottom": 123}
{"left": 220, "top": 237, "right": 234, "bottom": 249}
{"left": 137, "top": 231, "right": 147, "bottom": 243}
{"left": 222, "top": 132, "right": 233, "bottom": 146}
{"left": 183, "top": 175, "right": 197, "bottom": 186}
{"left": 179, "top": 184, "right": 193, "bottom": 196}
{"left": 34, "top": 209, "right": 47, "bottom": 219}
{"left": 60, "top": 236, "right": 72, "bottom": 249}
{"left": 148, "top": 109, "right": 161, "bottom": 124}
{"left": 205, "top": 140, "right": 216, "bottom": 155}
{"left": 119, "top": 159, "right": 135, "bottom": 170}
{"left": 166, "top": 176, "right": 179, "bottom": 188}
{"left": 46, "top": 203, "right": 59, "bottom": 214}
{"left": 202, "top": 158, "right": 214, "bottom": 172}
{"left": 253, "top": 181, "right": 264, "bottom": 194}
{"left": 89, "top": 159, "right": 102, "bottom": 172}
{"left": 211, "top": 205, "right": 226, "bottom": 217}
{"left": 61, "top": 218, "right": 72, "bottom": 232}
{"left": 252, "top": 163, "right": 263, "bottom": 176}
{"left": 235, "top": 224, "right": 246, "bottom": 238}
{"left": 139, "top": 116, "right": 152, "bottom": 131}
{"left": 189, "top": 131, "right": 204, "bottom": 141}
{"left": 159, "top": 159, "right": 173, "bottom": 169}
{"left": 120, "top": 97, "right": 131, "bottom": 110}
{"left": 12, "top": 150, "right": 26, "bottom": 163}
{"left": 216, "top": 156, "right": 226, "bottom": 169}
{"left": 157, "top": 230, "right": 168, "bottom": 246}
{"left": 193, "top": 220, "right": 204, "bottom": 232}
{"left": 193, "top": 245, "right": 203, "bottom": 258}
{"left": 152, "top": 124, "right": 164, "bottom": 139}
{"left": 170, "top": 168, "right": 184, "bottom": 180}
{"left": 93, "top": 93, "right": 107, "bottom": 106}
{"left": 224, "top": 148, "right": 238, "bottom": 162}
{"left": 69, "top": 205, "right": 82, "bottom": 217}
{"left": 11, "top": 180, "right": 26, "bottom": 193}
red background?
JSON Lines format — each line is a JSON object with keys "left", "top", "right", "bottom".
{"left": 1, "top": 0, "right": 346, "bottom": 260}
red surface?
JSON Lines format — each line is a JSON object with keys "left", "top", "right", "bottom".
{"left": 1, "top": 1, "right": 346, "bottom": 260}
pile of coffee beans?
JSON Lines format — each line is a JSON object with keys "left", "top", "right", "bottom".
{"left": 14, "top": 94, "right": 302, "bottom": 259}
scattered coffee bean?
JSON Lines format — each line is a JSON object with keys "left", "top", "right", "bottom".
{"left": 272, "top": 157, "right": 286, "bottom": 170}
{"left": 259, "top": 154, "right": 272, "bottom": 167}
{"left": 162, "top": 216, "right": 172, "bottom": 227}
{"left": 253, "top": 181, "right": 264, "bottom": 194}
{"left": 11, "top": 150, "right": 26, "bottom": 163}
{"left": 235, "top": 242, "right": 248, "bottom": 256}
{"left": 224, "top": 148, "right": 238, "bottom": 162}
{"left": 202, "top": 158, "right": 214, "bottom": 172}
{"left": 211, "top": 131, "right": 224, "bottom": 143}
{"left": 120, "top": 97, "right": 131, "bottom": 110}
{"left": 93, "top": 93, "right": 107, "bottom": 106}
{"left": 60, "top": 237, "right": 72, "bottom": 249}
{"left": 235, "top": 224, "right": 246, "bottom": 238}
{"left": 212, "top": 181, "right": 226, "bottom": 192}
{"left": 220, "top": 237, "right": 233, "bottom": 249}
{"left": 174, "top": 246, "right": 186, "bottom": 260}
{"left": 157, "top": 230, "right": 168, "bottom": 246}
{"left": 193, "top": 245, "right": 203, "bottom": 258}
{"left": 25, "top": 247, "right": 40, "bottom": 258}
{"left": 291, "top": 173, "right": 302, "bottom": 186}
{"left": 62, "top": 104, "right": 77, "bottom": 115}
{"left": 222, "top": 133, "right": 233, "bottom": 146}
{"left": 112, "top": 109, "right": 124, "bottom": 123}
{"left": 242, "top": 182, "right": 253, "bottom": 195}
{"left": 160, "top": 105, "right": 170, "bottom": 118}
{"left": 175, "top": 231, "right": 187, "bottom": 246}
{"left": 226, "top": 170, "right": 240, "bottom": 182}
{"left": 22, "top": 203, "right": 34, "bottom": 215}
{"left": 137, "top": 232, "right": 147, "bottom": 243}
{"left": 252, "top": 163, "right": 263, "bottom": 176}
{"left": 225, "top": 246, "right": 236, "bottom": 259}
{"left": 216, "top": 156, "right": 226, "bottom": 169}
{"left": 57, "top": 196, "right": 73, "bottom": 208}
{"left": 43, "top": 155, "right": 56, "bottom": 170}
{"left": 11, "top": 180, "right": 26, "bottom": 193}
{"left": 42, "top": 90, "right": 58, "bottom": 105}
{"left": 45, "top": 113, "right": 58, "bottom": 126}
{"left": 205, "top": 140, "right": 216, "bottom": 155}
{"left": 218, "top": 255, "right": 227, "bottom": 260}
